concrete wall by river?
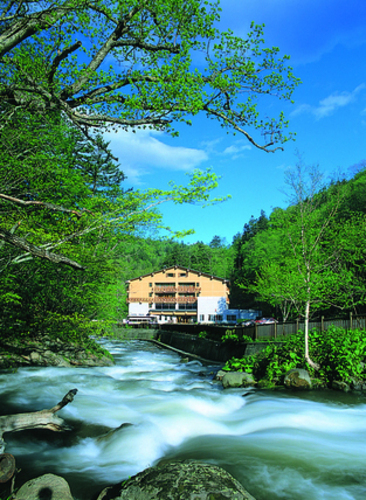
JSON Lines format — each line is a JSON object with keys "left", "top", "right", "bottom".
{"left": 110, "top": 326, "right": 282, "bottom": 363}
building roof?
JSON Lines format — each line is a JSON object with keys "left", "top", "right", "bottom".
{"left": 126, "top": 265, "right": 229, "bottom": 284}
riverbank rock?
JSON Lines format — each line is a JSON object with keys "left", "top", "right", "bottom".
{"left": 332, "top": 380, "right": 351, "bottom": 392}
{"left": 97, "top": 461, "right": 256, "bottom": 500}
{"left": 16, "top": 473, "right": 74, "bottom": 500}
{"left": 284, "top": 368, "right": 311, "bottom": 390}
{"left": 0, "top": 336, "right": 114, "bottom": 369}
{"left": 222, "top": 371, "right": 256, "bottom": 388}
{"left": 214, "top": 369, "right": 227, "bottom": 381}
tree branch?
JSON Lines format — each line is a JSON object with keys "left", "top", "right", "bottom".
{"left": 0, "top": 193, "right": 92, "bottom": 218}
{"left": 0, "top": 229, "right": 85, "bottom": 270}
{"left": 48, "top": 41, "right": 82, "bottom": 85}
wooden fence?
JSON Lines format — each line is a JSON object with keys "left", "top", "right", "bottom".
{"left": 246, "top": 313, "right": 366, "bottom": 340}
{"left": 156, "top": 313, "right": 366, "bottom": 341}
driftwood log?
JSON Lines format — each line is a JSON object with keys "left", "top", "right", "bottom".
{"left": 0, "top": 389, "right": 78, "bottom": 454}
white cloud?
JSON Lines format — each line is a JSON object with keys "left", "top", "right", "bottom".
{"left": 223, "top": 143, "right": 252, "bottom": 155}
{"left": 104, "top": 129, "right": 208, "bottom": 184}
{"left": 291, "top": 84, "right": 366, "bottom": 119}
{"left": 221, "top": 141, "right": 252, "bottom": 160}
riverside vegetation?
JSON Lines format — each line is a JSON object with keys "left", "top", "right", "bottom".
{"left": 0, "top": 317, "right": 114, "bottom": 369}
{"left": 222, "top": 326, "right": 366, "bottom": 391}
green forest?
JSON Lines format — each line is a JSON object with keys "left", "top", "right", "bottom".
{"left": 1, "top": 0, "right": 365, "bottom": 343}
{"left": 2, "top": 149, "right": 366, "bottom": 339}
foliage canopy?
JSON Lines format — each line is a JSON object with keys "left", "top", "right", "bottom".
{"left": 1, "top": 0, "right": 299, "bottom": 150}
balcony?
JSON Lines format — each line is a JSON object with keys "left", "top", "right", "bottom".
{"left": 154, "top": 297, "right": 176, "bottom": 303}
{"left": 154, "top": 286, "right": 177, "bottom": 293}
{"left": 177, "top": 286, "right": 200, "bottom": 293}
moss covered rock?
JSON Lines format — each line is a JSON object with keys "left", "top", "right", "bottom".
{"left": 284, "top": 368, "right": 311, "bottom": 390}
{"left": 97, "top": 461, "right": 256, "bottom": 500}
{"left": 0, "top": 336, "right": 114, "bottom": 368}
{"left": 222, "top": 371, "right": 256, "bottom": 389}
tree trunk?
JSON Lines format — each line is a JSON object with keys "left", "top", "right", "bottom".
{"left": 0, "top": 389, "right": 77, "bottom": 453}
{"left": 304, "top": 300, "right": 319, "bottom": 370}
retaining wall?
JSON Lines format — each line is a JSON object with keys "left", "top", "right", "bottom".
{"left": 109, "top": 326, "right": 284, "bottom": 363}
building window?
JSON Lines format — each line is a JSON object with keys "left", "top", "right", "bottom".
{"left": 167, "top": 273, "right": 175, "bottom": 277}
{"left": 155, "top": 303, "right": 176, "bottom": 310}
{"left": 179, "top": 273, "right": 187, "bottom": 277}
{"left": 149, "top": 292, "right": 153, "bottom": 297}
{"left": 178, "top": 303, "right": 197, "bottom": 310}
{"left": 208, "top": 314, "right": 215, "bottom": 321}
{"left": 216, "top": 315, "right": 223, "bottom": 321}
{"left": 196, "top": 283, "right": 199, "bottom": 287}
{"left": 199, "top": 314, "right": 205, "bottom": 321}
{"left": 149, "top": 283, "right": 152, "bottom": 287}
{"left": 227, "top": 315, "right": 237, "bottom": 321}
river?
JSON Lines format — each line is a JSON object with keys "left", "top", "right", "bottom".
{"left": 1, "top": 339, "right": 366, "bottom": 500}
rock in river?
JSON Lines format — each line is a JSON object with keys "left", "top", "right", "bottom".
{"left": 97, "top": 460, "right": 256, "bottom": 500}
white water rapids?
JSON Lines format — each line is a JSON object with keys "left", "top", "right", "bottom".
{"left": 1, "top": 339, "right": 366, "bottom": 500}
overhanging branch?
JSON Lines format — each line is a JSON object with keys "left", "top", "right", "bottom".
{"left": 0, "top": 229, "right": 85, "bottom": 270}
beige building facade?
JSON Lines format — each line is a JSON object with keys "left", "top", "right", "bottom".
{"left": 126, "top": 266, "right": 230, "bottom": 324}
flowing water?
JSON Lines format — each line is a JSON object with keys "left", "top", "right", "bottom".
{"left": 1, "top": 339, "right": 366, "bottom": 500}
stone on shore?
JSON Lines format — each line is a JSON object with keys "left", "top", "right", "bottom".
{"left": 0, "top": 336, "right": 114, "bottom": 368}
{"left": 284, "top": 368, "right": 312, "bottom": 390}
{"left": 222, "top": 371, "right": 256, "bottom": 388}
{"left": 214, "top": 369, "right": 226, "bottom": 381}
{"left": 97, "top": 461, "right": 256, "bottom": 500}
{"left": 332, "top": 380, "right": 351, "bottom": 392}
{"left": 16, "top": 473, "right": 74, "bottom": 500}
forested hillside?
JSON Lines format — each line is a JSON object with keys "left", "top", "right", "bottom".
{"left": 229, "top": 162, "right": 366, "bottom": 323}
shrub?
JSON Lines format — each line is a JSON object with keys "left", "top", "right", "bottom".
{"left": 223, "top": 326, "right": 366, "bottom": 386}
{"left": 221, "top": 329, "right": 240, "bottom": 342}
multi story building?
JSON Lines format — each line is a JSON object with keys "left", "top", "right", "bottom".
{"left": 126, "top": 266, "right": 230, "bottom": 324}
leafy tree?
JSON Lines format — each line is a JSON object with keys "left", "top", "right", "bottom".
{"left": 209, "top": 235, "right": 226, "bottom": 249}
{"left": 0, "top": 0, "right": 301, "bottom": 339}
{"left": 190, "top": 241, "right": 212, "bottom": 273}
{"left": 161, "top": 241, "right": 192, "bottom": 269}
{"left": 1, "top": 0, "right": 299, "bottom": 151}
{"left": 251, "top": 159, "right": 350, "bottom": 369}
{"left": 73, "top": 132, "right": 126, "bottom": 196}
{"left": 0, "top": 0, "right": 300, "bottom": 270}
{"left": 229, "top": 211, "right": 271, "bottom": 310}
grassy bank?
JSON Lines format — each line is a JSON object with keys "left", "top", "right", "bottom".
{"left": 223, "top": 326, "right": 366, "bottom": 390}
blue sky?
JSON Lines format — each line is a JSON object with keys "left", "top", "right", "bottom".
{"left": 106, "top": 0, "right": 366, "bottom": 245}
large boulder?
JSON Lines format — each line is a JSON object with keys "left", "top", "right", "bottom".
{"left": 97, "top": 461, "right": 256, "bottom": 500}
{"left": 222, "top": 371, "right": 256, "bottom": 389}
{"left": 284, "top": 368, "right": 312, "bottom": 390}
{"left": 16, "top": 473, "right": 74, "bottom": 500}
